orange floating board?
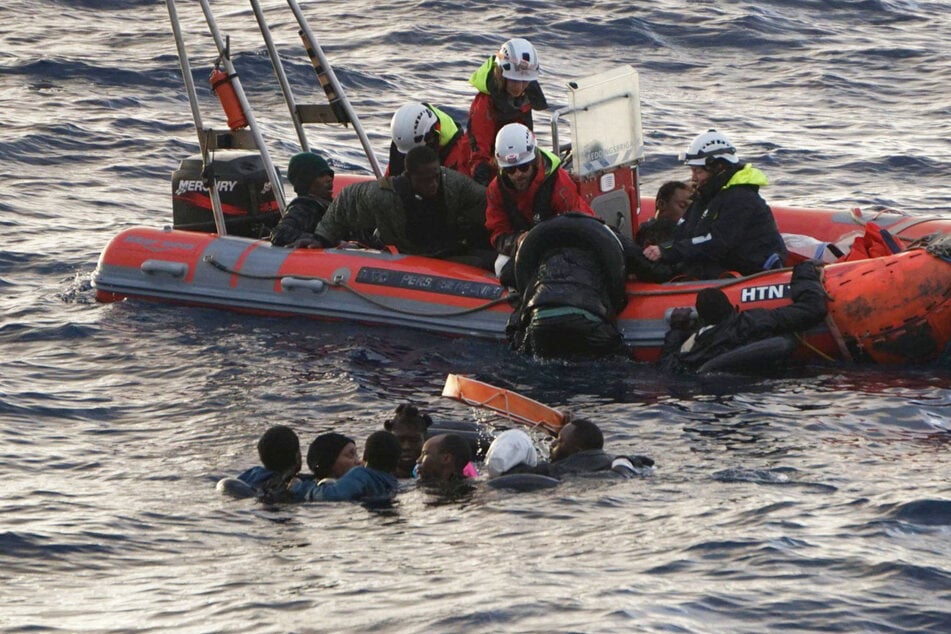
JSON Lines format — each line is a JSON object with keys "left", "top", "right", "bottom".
{"left": 441, "top": 374, "right": 566, "bottom": 436}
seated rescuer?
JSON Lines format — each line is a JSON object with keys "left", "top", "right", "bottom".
{"left": 467, "top": 37, "right": 548, "bottom": 185}
{"left": 313, "top": 145, "right": 494, "bottom": 268}
{"left": 658, "top": 260, "right": 828, "bottom": 374}
{"left": 636, "top": 180, "right": 692, "bottom": 247}
{"left": 387, "top": 102, "right": 472, "bottom": 178}
{"left": 485, "top": 123, "right": 594, "bottom": 262}
{"left": 642, "top": 129, "right": 787, "bottom": 279}
{"left": 270, "top": 151, "right": 335, "bottom": 248}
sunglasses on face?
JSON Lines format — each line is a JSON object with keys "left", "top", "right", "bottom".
{"left": 502, "top": 163, "right": 533, "bottom": 175}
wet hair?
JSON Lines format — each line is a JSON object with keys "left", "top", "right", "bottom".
{"left": 405, "top": 145, "right": 440, "bottom": 174}
{"left": 363, "top": 430, "right": 401, "bottom": 473}
{"left": 385, "top": 403, "right": 433, "bottom": 433}
{"left": 306, "top": 432, "right": 354, "bottom": 479}
{"left": 439, "top": 433, "right": 473, "bottom": 474}
{"left": 569, "top": 418, "right": 604, "bottom": 451}
{"left": 696, "top": 287, "right": 735, "bottom": 325}
{"left": 655, "top": 180, "right": 690, "bottom": 209}
{"left": 257, "top": 425, "right": 300, "bottom": 472}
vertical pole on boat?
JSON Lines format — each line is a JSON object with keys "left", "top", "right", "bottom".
{"left": 286, "top": 0, "right": 384, "bottom": 178}
{"left": 247, "top": 0, "right": 310, "bottom": 152}
{"left": 165, "top": 0, "right": 229, "bottom": 236}
{"left": 197, "top": 0, "right": 288, "bottom": 214}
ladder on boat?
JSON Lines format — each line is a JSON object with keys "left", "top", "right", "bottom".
{"left": 165, "top": 0, "right": 383, "bottom": 235}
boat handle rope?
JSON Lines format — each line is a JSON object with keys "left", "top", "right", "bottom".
{"left": 202, "top": 254, "right": 512, "bottom": 317}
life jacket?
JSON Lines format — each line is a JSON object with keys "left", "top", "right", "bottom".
{"left": 499, "top": 149, "right": 561, "bottom": 232}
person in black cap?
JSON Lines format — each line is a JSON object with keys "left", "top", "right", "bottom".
{"left": 658, "top": 260, "right": 828, "bottom": 373}
{"left": 270, "top": 151, "right": 335, "bottom": 247}
{"left": 305, "top": 432, "right": 361, "bottom": 481}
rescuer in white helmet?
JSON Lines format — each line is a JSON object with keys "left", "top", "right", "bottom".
{"left": 466, "top": 38, "right": 548, "bottom": 186}
{"left": 642, "top": 129, "right": 787, "bottom": 278}
{"left": 387, "top": 102, "right": 472, "bottom": 177}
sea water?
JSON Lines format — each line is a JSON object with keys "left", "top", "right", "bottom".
{"left": 1, "top": 1, "right": 949, "bottom": 632}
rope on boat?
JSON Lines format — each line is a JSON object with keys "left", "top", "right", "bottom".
{"left": 202, "top": 254, "right": 512, "bottom": 318}
{"left": 623, "top": 266, "right": 790, "bottom": 299}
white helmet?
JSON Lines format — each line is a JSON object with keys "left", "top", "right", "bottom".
{"left": 390, "top": 103, "right": 438, "bottom": 153}
{"left": 495, "top": 123, "right": 537, "bottom": 168}
{"left": 682, "top": 129, "right": 739, "bottom": 166}
{"left": 496, "top": 38, "right": 539, "bottom": 82}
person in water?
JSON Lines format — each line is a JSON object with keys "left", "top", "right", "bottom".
{"left": 484, "top": 429, "right": 542, "bottom": 477}
{"left": 415, "top": 433, "right": 473, "bottom": 483}
{"left": 235, "top": 424, "right": 302, "bottom": 495}
{"left": 270, "top": 151, "right": 335, "bottom": 248}
{"left": 485, "top": 123, "right": 594, "bottom": 261}
{"left": 305, "top": 432, "right": 362, "bottom": 481}
{"left": 384, "top": 403, "right": 433, "bottom": 479}
{"left": 387, "top": 102, "right": 472, "bottom": 177}
{"left": 312, "top": 145, "right": 493, "bottom": 268}
{"left": 642, "top": 129, "right": 787, "bottom": 278}
{"left": 658, "top": 260, "right": 828, "bottom": 374}
{"left": 636, "top": 180, "right": 692, "bottom": 247}
{"left": 467, "top": 37, "right": 548, "bottom": 185}
{"left": 544, "top": 418, "right": 654, "bottom": 479}
{"left": 293, "top": 431, "right": 400, "bottom": 503}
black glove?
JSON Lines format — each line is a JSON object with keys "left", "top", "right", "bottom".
{"left": 472, "top": 162, "right": 493, "bottom": 186}
{"left": 669, "top": 307, "right": 696, "bottom": 331}
{"left": 792, "top": 260, "right": 820, "bottom": 281}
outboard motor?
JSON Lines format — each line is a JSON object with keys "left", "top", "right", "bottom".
{"left": 171, "top": 149, "right": 279, "bottom": 238}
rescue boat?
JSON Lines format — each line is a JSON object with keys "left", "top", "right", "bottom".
{"left": 92, "top": 0, "right": 951, "bottom": 367}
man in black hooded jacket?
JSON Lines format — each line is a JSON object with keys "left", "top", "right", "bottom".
{"left": 659, "top": 260, "right": 828, "bottom": 373}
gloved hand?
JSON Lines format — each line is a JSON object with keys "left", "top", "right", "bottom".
{"left": 669, "top": 307, "right": 696, "bottom": 330}
{"left": 792, "top": 260, "right": 820, "bottom": 281}
{"left": 472, "top": 162, "right": 493, "bottom": 186}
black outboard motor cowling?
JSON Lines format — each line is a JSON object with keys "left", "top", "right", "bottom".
{"left": 171, "top": 150, "right": 279, "bottom": 238}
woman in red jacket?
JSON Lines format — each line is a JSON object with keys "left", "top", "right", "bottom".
{"left": 467, "top": 38, "right": 548, "bottom": 185}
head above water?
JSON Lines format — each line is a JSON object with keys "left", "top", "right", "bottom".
{"left": 257, "top": 425, "right": 301, "bottom": 474}
{"left": 307, "top": 432, "right": 359, "bottom": 480}
{"left": 384, "top": 403, "right": 433, "bottom": 478}
{"left": 549, "top": 418, "right": 603, "bottom": 463}
{"left": 363, "top": 430, "right": 401, "bottom": 474}
{"left": 416, "top": 433, "right": 472, "bottom": 482}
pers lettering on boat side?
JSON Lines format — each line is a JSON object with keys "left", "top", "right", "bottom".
{"left": 123, "top": 235, "right": 198, "bottom": 254}
{"left": 740, "top": 283, "right": 789, "bottom": 303}
{"left": 174, "top": 179, "right": 239, "bottom": 195}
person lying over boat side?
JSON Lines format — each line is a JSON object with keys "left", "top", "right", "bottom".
{"left": 635, "top": 180, "right": 692, "bottom": 247}
{"left": 311, "top": 145, "right": 495, "bottom": 269}
{"left": 467, "top": 37, "right": 548, "bottom": 186}
{"left": 506, "top": 214, "right": 627, "bottom": 358}
{"left": 217, "top": 424, "right": 302, "bottom": 500}
{"left": 387, "top": 102, "right": 472, "bottom": 178}
{"left": 270, "top": 151, "right": 335, "bottom": 248}
{"left": 642, "top": 129, "right": 787, "bottom": 279}
{"left": 291, "top": 431, "right": 400, "bottom": 503}
{"left": 659, "top": 260, "right": 828, "bottom": 374}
